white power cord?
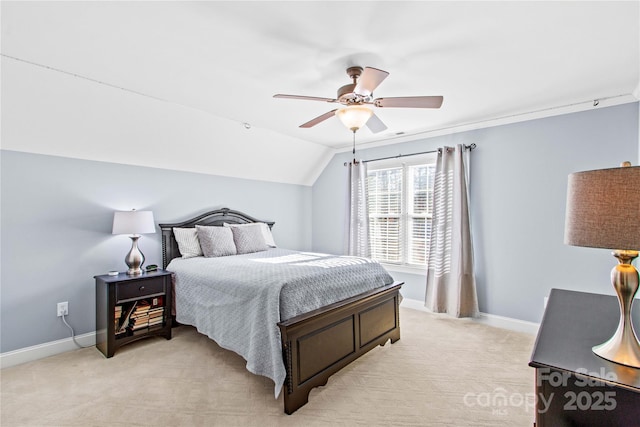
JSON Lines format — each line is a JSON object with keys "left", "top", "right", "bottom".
{"left": 61, "top": 314, "right": 92, "bottom": 349}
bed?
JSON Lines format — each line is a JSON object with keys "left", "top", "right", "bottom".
{"left": 159, "top": 207, "right": 403, "bottom": 414}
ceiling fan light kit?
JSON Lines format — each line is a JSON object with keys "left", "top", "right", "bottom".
{"left": 335, "top": 106, "right": 373, "bottom": 132}
{"left": 274, "top": 66, "right": 444, "bottom": 134}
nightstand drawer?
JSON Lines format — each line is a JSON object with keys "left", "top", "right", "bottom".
{"left": 116, "top": 277, "right": 165, "bottom": 302}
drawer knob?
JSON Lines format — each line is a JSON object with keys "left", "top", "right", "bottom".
{"left": 139, "top": 286, "right": 145, "bottom": 291}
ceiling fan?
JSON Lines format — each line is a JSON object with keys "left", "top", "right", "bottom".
{"left": 273, "top": 66, "right": 443, "bottom": 133}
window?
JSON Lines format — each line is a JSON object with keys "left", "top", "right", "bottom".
{"left": 367, "top": 155, "right": 437, "bottom": 267}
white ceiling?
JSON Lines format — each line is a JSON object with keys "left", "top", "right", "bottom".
{"left": 2, "top": 1, "right": 639, "bottom": 153}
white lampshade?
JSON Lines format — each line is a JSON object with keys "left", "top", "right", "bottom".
{"left": 112, "top": 210, "right": 156, "bottom": 235}
{"left": 335, "top": 106, "right": 373, "bottom": 131}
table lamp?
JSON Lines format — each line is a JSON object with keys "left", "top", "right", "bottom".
{"left": 112, "top": 209, "right": 156, "bottom": 275}
{"left": 564, "top": 163, "right": 640, "bottom": 368}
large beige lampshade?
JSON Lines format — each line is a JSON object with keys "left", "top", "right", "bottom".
{"left": 564, "top": 166, "right": 640, "bottom": 250}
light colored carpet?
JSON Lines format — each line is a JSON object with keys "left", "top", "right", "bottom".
{"left": 1, "top": 307, "right": 536, "bottom": 426}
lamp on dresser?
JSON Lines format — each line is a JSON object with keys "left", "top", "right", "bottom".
{"left": 112, "top": 209, "right": 156, "bottom": 276}
{"left": 564, "top": 162, "right": 640, "bottom": 368}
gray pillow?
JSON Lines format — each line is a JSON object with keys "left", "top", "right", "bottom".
{"left": 224, "top": 222, "right": 276, "bottom": 247}
{"left": 195, "top": 225, "right": 237, "bottom": 257}
{"left": 173, "top": 227, "right": 203, "bottom": 258}
{"left": 230, "top": 224, "right": 268, "bottom": 254}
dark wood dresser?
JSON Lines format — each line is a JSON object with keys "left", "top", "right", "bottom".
{"left": 529, "top": 288, "right": 640, "bottom": 426}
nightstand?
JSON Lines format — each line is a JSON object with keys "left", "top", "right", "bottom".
{"left": 95, "top": 269, "right": 172, "bottom": 358}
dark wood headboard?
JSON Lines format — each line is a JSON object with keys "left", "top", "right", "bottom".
{"left": 158, "top": 207, "right": 275, "bottom": 269}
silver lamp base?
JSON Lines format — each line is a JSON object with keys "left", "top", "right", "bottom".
{"left": 125, "top": 235, "right": 145, "bottom": 276}
{"left": 592, "top": 250, "right": 640, "bottom": 368}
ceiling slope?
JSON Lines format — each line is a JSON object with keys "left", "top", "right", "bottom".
{"left": 1, "top": 1, "right": 638, "bottom": 184}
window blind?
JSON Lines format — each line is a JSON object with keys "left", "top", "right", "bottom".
{"left": 367, "top": 162, "right": 436, "bottom": 266}
{"left": 368, "top": 167, "right": 402, "bottom": 263}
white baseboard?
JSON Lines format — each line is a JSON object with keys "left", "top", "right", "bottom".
{"left": 400, "top": 298, "right": 539, "bottom": 335}
{"left": 0, "top": 332, "right": 96, "bottom": 369}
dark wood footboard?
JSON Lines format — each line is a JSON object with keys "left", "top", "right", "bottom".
{"left": 277, "top": 282, "right": 403, "bottom": 414}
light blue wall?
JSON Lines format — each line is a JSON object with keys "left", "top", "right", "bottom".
{"left": 0, "top": 150, "right": 312, "bottom": 353}
{"left": 312, "top": 103, "right": 640, "bottom": 323}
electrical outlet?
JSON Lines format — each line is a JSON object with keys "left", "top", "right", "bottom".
{"left": 57, "top": 301, "right": 68, "bottom": 317}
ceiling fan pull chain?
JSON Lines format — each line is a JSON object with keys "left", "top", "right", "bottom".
{"left": 352, "top": 130, "right": 358, "bottom": 165}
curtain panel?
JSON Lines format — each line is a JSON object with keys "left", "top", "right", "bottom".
{"left": 345, "top": 160, "right": 370, "bottom": 257}
{"left": 425, "top": 144, "right": 478, "bottom": 318}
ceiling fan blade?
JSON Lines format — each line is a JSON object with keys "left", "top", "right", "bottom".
{"left": 374, "top": 96, "right": 444, "bottom": 108}
{"left": 366, "top": 113, "right": 388, "bottom": 134}
{"left": 274, "top": 94, "right": 336, "bottom": 103}
{"left": 299, "top": 109, "right": 338, "bottom": 128}
{"left": 354, "top": 67, "right": 389, "bottom": 96}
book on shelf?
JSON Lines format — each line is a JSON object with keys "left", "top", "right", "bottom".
{"left": 117, "top": 301, "right": 138, "bottom": 333}
{"left": 115, "top": 305, "right": 123, "bottom": 330}
{"left": 148, "top": 319, "right": 163, "bottom": 328}
{"left": 132, "top": 322, "right": 148, "bottom": 331}
{"left": 148, "top": 308, "right": 163, "bottom": 317}
{"left": 133, "top": 300, "right": 151, "bottom": 314}
{"left": 131, "top": 311, "right": 150, "bottom": 324}
{"left": 151, "top": 296, "right": 164, "bottom": 308}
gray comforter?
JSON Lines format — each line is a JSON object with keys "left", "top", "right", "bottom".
{"left": 167, "top": 248, "right": 394, "bottom": 397}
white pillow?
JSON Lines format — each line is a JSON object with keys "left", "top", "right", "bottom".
{"left": 195, "top": 225, "right": 237, "bottom": 257}
{"left": 172, "top": 227, "right": 203, "bottom": 258}
{"left": 224, "top": 222, "right": 276, "bottom": 247}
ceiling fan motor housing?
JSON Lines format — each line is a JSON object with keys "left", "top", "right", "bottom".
{"left": 338, "top": 67, "right": 371, "bottom": 105}
{"left": 337, "top": 83, "right": 357, "bottom": 103}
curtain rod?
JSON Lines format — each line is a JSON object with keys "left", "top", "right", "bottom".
{"left": 344, "top": 143, "right": 476, "bottom": 166}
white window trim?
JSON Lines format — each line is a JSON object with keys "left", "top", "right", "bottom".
{"left": 381, "top": 262, "right": 427, "bottom": 275}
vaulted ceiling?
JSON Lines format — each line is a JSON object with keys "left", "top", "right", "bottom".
{"left": 2, "top": 1, "right": 639, "bottom": 185}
